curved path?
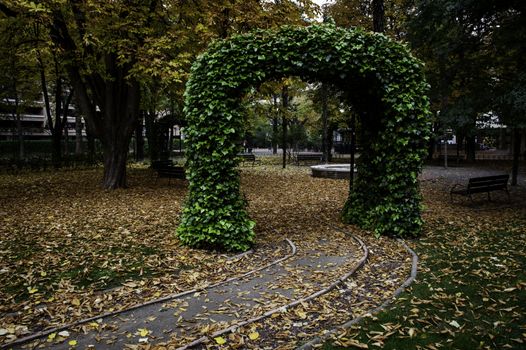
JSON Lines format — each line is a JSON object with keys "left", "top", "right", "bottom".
{"left": 9, "top": 221, "right": 419, "bottom": 350}
{"left": 188, "top": 225, "right": 416, "bottom": 350}
{"left": 13, "top": 225, "right": 367, "bottom": 350}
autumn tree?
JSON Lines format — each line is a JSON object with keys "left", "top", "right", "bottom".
{"left": 487, "top": 1, "right": 526, "bottom": 184}
{"left": 327, "top": 0, "right": 411, "bottom": 38}
{"left": 35, "top": 43, "right": 74, "bottom": 167}
{"left": 0, "top": 1, "right": 186, "bottom": 188}
{"left": 407, "top": 0, "right": 525, "bottom": 168}
{"left": 0, "top": 13, "right": 40, "bottom": 160}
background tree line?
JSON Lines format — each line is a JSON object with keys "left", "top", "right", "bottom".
{"left": 0, "top": 0, "right": 319, "bottom": 188}
{"left": 1, "top": 0, "right": 524, "bottom": 188}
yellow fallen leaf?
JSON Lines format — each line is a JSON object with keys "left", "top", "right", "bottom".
{"left": 138, "top": 328, "right": 149, "bottom": 337}
{"left": 248, "top": 331, "right": 259, "bottom": 340}
{"left": 28, "top": 287, "right": 38, "bottom": 294}
{"left": 68, "top": 340, "right": 77, "bottom": 346}
{"left": 71, "top": 298, "right": 80, "bottom": 306}
{"left": 449, "top": 320, "right": 461, "bottom": 328}
{"left": 408, "top": 328, "right": 416, "bottom": 338}
{"left": 40, "top": 271, "right": 47, "bottom": 277}
{"left": 341, "top": 339, "right": 368, "bottom": 349}
{"left": 296, "top": 310, "right": 307, "bottom": 319}
{"left": 214, "top": 336, "right": 227, "bottom": 345}
{"left": 48, "top": 332, "right": 57, "bottom": 341}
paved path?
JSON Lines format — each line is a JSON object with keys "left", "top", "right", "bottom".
{"left": 17, "top": 234, "right": 362, "bottom": 349}
{"left": 420, "top": 165, "right": 525, "bottom": 184}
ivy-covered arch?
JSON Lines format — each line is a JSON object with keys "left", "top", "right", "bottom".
{"left": 176, "top": 23, "right": 431, "bottom": 251}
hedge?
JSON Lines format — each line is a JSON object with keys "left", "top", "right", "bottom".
{"left": 176, "top": 23, "right": 432, "bottom": 251}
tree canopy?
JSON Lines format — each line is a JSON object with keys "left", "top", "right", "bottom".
{"left": 0, "top": 0, "right": 320, "bottom": 188}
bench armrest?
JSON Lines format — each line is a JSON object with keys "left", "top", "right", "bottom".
{"left": 450, "top": 183, "right": 465, "bottom": 193}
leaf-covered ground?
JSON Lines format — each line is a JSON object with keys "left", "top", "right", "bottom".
{"left": 327, "top": 169, "right": 526, "bottom": 350}
{"left": 1, "top": 163, "right": 524, "bottom": 349}
{"left": 0, "top": 166, "right": 294, "bottom": 343}
{"left": 2, "top": 164, "right": 399, "bottom": 347}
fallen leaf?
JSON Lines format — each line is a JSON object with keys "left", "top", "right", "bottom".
{"left": 214, "top": 336, "right": 227, "bottom": 345}
{"left": 408, "top": 328, "right": 416, "bottom": 338}
{"left": 449, "top": 320, "right": 461, "bottom": 328}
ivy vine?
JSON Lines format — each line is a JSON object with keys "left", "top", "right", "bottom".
{"left": 176, "top": 23, "right": 431, "bottom": 251}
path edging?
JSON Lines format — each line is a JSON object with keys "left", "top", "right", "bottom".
{"left": 1, "top": 238, "right": 296, "bottom": 350}
{"left": 176, "top": 227, "right": 369, "bottom": 350}
{"left": 296, "top": 238, "right": 418, "bottom": 350}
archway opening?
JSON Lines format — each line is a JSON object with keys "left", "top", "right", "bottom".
{"left": 176, "top": 23, "right": 431, "bottom": 251}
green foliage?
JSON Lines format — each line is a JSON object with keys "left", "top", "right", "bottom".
{"left": 177, "top": 23, "right": 431, "bottom": 250}
{"left": 327, "top": 0, "right": 413, "bottom": 39}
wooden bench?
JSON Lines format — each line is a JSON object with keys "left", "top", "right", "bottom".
{"left": 151, "top": 160, "right": 174, "bottom": 169}
{"left": 450, "top": 174, "right": 510, "bottom": 202}
{"left": 295, "top": 153, "right": 322, "bottom": 165}
{"left": 155, "top": 166, "right": 186, "bottom": 184}
{"left": 238, "top": 153, "right": 260, "bottom": 166}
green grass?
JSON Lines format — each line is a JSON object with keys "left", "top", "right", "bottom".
{"left": 326, "top": 221, "right": 526, "bottom": 350}
{"left": 2, "top": 241, "right": 162, "bottom": 301}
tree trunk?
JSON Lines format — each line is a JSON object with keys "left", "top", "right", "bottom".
{"left": 52, "top": 132, "right": 63, "bottom": 168}
{"left": 101, "top": 119, "right": 135, "bottom": 189}
{"left": 145, "top": 111, "right": 160, "bottom": 161}
{"left": 135, "top": 114, "right": 144, "bottom": 162}
{"left": 64, "top": 127, "right": 69, "bottom": 157}
{"left": 12, "top": 91, "right": 24, "bottom": 159}
{"left": 100, "top": 77, "right": 140, "bottom": 189}
{"left": 372, "top": 0, "right": 385, "bottom": 33}
{"left": 321, "top": 84, "right": 329, "bottom": 164}
{"left": 102, "top": 138, "right": 129, "bottom": 189}
{"left": 327, "top": 123, "right": 334, "bottom": 162}
{"left": 466, "top": 135, "right": 476, "bottom": 162}
{"left": 350, "top": 114, "right": 356, "bottom": 191}
{"left": 87, "top": 133, "right": 95, "bottom": 161}
{"left": 75, "top": 115, "right": 83, "bottom": 155}
{"left": 282, "top": 86, "right": 288, "bottom": 169}
{"left": 272, "top": 95, "right": 279, "bottom": 154}
{"left": 511, "top": 128, "right": 521, "bottom": 186}
{"left": 16, "top": 112, "right": 24, "bottom": 160}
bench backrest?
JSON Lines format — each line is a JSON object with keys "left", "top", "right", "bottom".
{"left": 157, "top": 166, "right": 185, "bottom": 178}
{"left": 468, "top": 174, "right": 509, "bottom": 191}
{"left": 151, "top": 160, "right": 174, "bottom": 169}
{"left": 238, "top": 153, "right": 255, "bottom": 160}
{"left": 297, "top": 154, "right": 322, "bottom": 160}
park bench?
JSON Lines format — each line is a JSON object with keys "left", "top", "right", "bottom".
{"left": 151, "top": 159, "right": 174, "bottom": 169}
{"left": 295, "top": 153, "right": 322, "bottom": 165}
{"left": 450, "top": 174, "right": 510, "bottom": 202}
{"left": 238, "top": 153, "right": 261, "bottom": 166}
{"left": 437, "top": 154, "right": 464, "bottom": 163}
{"left": 155, "top": 166, "right": 186, "bottom": 184}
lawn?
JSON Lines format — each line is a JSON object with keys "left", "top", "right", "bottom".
{"left": 326, "top": 175, "right": 526, "bottom": 350}
{"left": 1, "top": 164, "right": 524, "bottom": 349}
{"left": 0, "top": 164, "right": 353, "bottom": 344}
